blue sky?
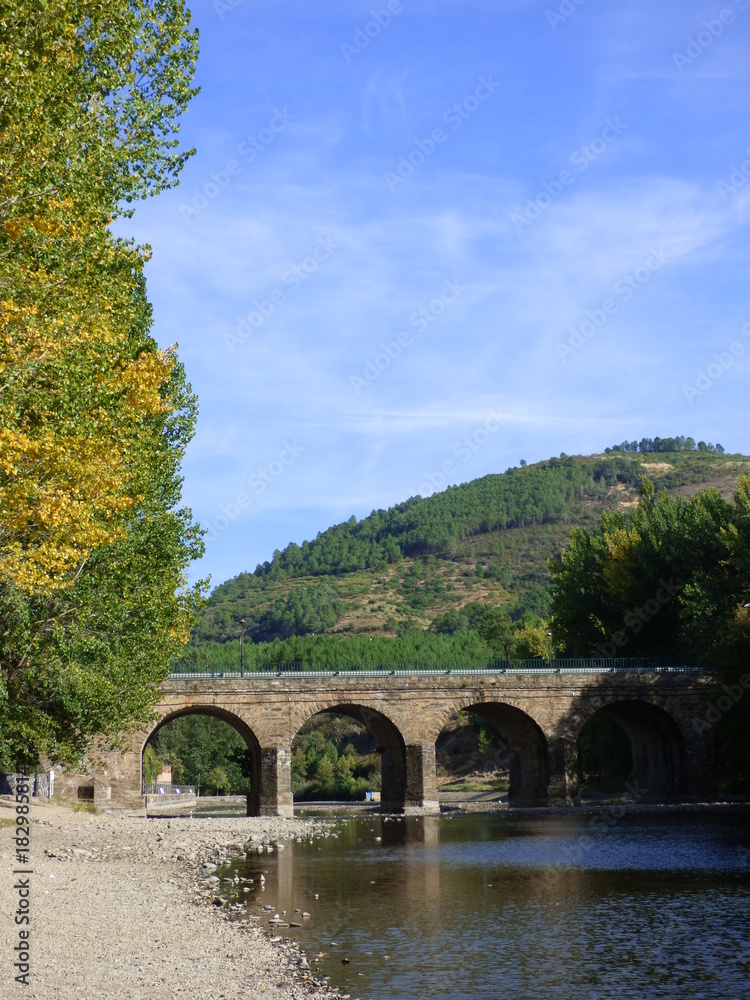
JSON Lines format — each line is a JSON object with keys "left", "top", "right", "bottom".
{"left": 121, "top": 0, "right": 750, "bottom": 591}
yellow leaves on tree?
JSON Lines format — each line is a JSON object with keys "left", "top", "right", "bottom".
{"left": 0, "top": 0, "right": 201, "bottom": 594}
{"left": 601, "top": 524, "right": 642, "bottom": 600}
{"left": 0, "top": 207, "right": 176, "bottom": 592}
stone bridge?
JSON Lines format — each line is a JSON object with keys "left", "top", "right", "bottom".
{"left": 75, "top": 665, "right": 724, "bottom": 814}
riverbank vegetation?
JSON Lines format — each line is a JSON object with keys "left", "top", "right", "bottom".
{"left": 0, "top": 1, "right": 203, "bottom": 770}
{"left": 551, "top": 473, "right": 750, "bottom": 791}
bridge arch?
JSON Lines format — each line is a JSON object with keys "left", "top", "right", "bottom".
{"left": 436, "top": 699, "right": 550, "bottom": 806}
{"left": 575, "top": 698, "right": 687, "bottom": 802}
{"left": 290, "top": 701, "right": 408, "bottom": 813}
{"left": 143, "top": 705, "right": 262, "bottom": 814}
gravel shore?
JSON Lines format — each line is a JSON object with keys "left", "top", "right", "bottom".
{"left": 1, "top": 798, "right": 347, "bottom": 1000}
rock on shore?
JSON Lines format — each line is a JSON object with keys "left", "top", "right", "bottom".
{"left": 1, "top": 800, "right": 349, "bottom": 1000}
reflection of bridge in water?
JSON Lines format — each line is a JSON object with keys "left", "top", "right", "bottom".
{"left": 234, "top": 815, "right": 609, "bottom": 956}
{"left": 273, "top": 816, "right": 445, "bottom": 933}
{"left": 73, "top": 661, "right": 720, "bottom": 813}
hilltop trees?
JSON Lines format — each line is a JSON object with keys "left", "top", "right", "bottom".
{"left": 252, "top": 460, "right": 600, "bottom": 577}
{"left": 187, "top": 446, "right": 746, "bottom": 657}
{"left": 254, "top": 581, "right": 344, "bottom": 641}
{"left": 0, "top": 1, "right": 203, "bottom": 768}
{"left": 605, "top": 436, "right": 724, "bottom": 454}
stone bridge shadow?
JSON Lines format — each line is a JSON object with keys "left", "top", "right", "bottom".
{"left": 544, "top": 672, "right": 717, "bottom": 806}
{"left": 435, "top": 700, "right": 550, "bottom": 807}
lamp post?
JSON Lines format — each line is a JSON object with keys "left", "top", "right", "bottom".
{"left": 547, "top": 630, "right": 553, "bottom": 666}
{"left": 239, "top": 618, "right": 245, "bottom": 678}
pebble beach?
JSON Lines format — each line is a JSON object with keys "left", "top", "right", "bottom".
{"left": 1, "top": 798, "right": 348, "bottom": 1000}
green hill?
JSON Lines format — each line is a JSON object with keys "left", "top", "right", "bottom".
{"left": 189, "top": 438, "right": 750, "bottom": 651}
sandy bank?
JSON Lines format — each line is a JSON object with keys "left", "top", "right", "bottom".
{"left": 1, "top": 799, "right": 347, "bottom": 1000}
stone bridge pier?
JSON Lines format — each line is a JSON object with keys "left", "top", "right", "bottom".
{"left": 70, "top": 670, "right": 720, "bottom": 814}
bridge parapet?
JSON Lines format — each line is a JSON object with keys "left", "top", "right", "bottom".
{"left": 169, "top": 657, "right": 709, "bottom": 680}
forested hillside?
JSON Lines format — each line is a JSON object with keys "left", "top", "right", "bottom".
{"left": 187, "top": 439, "right": 749, "bottom": 653}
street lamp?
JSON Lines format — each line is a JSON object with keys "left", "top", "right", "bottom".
{"left": 239, "top": 618, "right": 245, "bottom": 678}
{"left": 547, "top": 630, "right": 553, "bottom": 665}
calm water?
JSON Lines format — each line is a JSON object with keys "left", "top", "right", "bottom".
{"left": 220, "top": 812, "right": 750, "bottom": 1000}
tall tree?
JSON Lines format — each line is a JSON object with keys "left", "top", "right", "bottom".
{"left": 0, "top": 1, "right": 203, "bottom": 768}
{"left": 1, "top": 0, "right": 199, "bottom": 590}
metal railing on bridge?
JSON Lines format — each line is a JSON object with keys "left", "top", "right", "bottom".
{"left": 142, "top": 782, "right": 196, "bottom": 795}
{"left": 168, "top": 657, "right": 708, "bottom": 680}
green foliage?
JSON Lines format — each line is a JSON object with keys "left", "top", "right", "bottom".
{"left": 254, "top": 581, "right": 343, "bottom": 641}
{"left": 550, "top": 476, "right": 749, "bottom": 660}
{"left": 291, "top": 712, "right": 380, "bottom": 801}
{"left": 291, "top": 748, "right": 308, "bottom": 790}
{"left": 206, "top": 767, "right": 231, "bottom": 796}
{"left": 313, "top": 756, "right": 336, "bottom": 796}
{"left": 605, "top": 437, "right": 723, "bottom": 454}
{"left": 334, "top": 755, "right": 356, "bottom": 796}
{"left": 252, "top": 455, "right": 632, "bottom": 578}
{"left": 469, "top": 714, "right": 506, "bottom": 754}
{"left": 430, "top": 602, "right": 516, "bottom": 656}
{"left": 251, "top": 445, "right": 729, "bottom": 581}
{"left": 0, "top": 0, "right": 203, "bottom": 770}
{"left": 142, "top": 744, "right": 162, "bottom": 786}
{"left": 0, "top": 346, "right": 205, "bottom": 771}
{"left": 431, "top": 602, "right": 490, "bottom": 635}
{"left": 173, "top": 629, "right": 497, "bottom": 670}
{"left": 513, "top": 619, "right": 557, "bottom": 659}
{"left": 1, "top": 0, "right": 199, "bottom": 223}
{"left": 147, "top": 716, "right": 252, "bottom": 794}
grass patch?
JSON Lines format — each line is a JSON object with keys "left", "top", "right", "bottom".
{"left": 439, "top": 778, "right": 508, "bottom": 793}
{"left": 71, "top": 802, "right": 98, "bottom": 814}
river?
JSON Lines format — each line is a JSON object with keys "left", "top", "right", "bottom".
{"left": 219, "top": 810, "right": 750, "bottom": 1000}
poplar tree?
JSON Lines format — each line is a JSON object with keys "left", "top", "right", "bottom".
{"left": 0, "top": 1, "right": 204, "bottom": 767}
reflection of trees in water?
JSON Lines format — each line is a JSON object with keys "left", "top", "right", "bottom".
{"left": 267, "top": 816, "right": 591, "bottom": 951}
{"left": 273, "top": 817, "right": 445, "bottom": 930}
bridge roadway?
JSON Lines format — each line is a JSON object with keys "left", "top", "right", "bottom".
{"left": 74, "top": 664, "right": 722, "bottom": 814}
